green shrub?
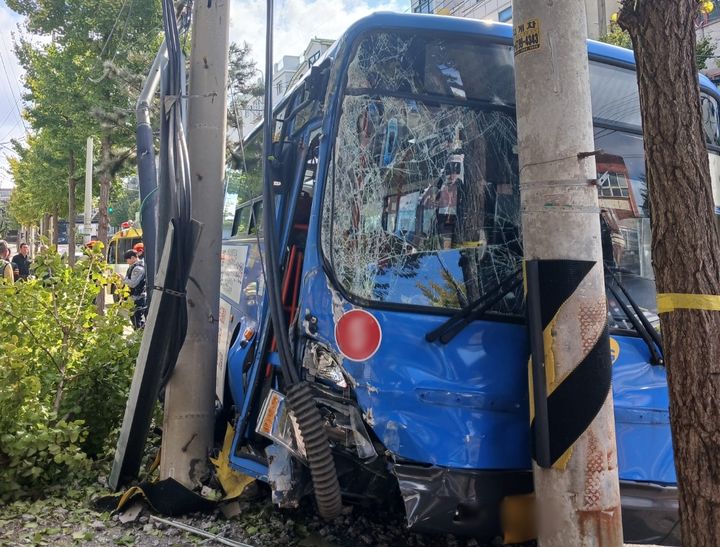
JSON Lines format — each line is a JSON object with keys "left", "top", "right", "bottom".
{"left": 0, "top": 410, "right": 92, "bottom": 502}
{"left": 0, "top": 245, "right": 141, "bottom": 500}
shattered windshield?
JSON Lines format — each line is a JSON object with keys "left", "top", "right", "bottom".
{"left": 321, "top": 33, "right": 523, "bottom": 314}
{"left": 321, "top": 31, "right": 708, "bottom": 321}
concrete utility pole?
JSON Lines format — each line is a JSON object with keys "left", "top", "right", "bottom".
{"left": 84, "top": 137, "right": 94, "bottom": 244}
{"left": 160, "top": 0, "right": 229, "bottom": 487}
{"left": 513, "top": 1, "right": 623, "bottom": 545}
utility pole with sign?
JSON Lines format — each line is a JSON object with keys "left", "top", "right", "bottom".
{"left": 513, "top": 1, "right": 623, "bottom": 545}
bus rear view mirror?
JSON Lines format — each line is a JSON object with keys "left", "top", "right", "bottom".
{"left": 307, "top": 63, "right": 330, "bottom": 102}
{"left": 269, "top": 140, "right": 298, "bottom": 195}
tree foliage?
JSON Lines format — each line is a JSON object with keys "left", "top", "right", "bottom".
{"left": 696, "top": 35, "right": 717, "bottom": 70}
{"left": 6, "top": 0, "right": 163, "bottom": 238}
{"left": 600, "top": 22, "right": 717, "bottom": 70}
{"left": 599, "top": 22, "right": 633, "bottom": 49}
{"left": 0, "top": 246, "right": 141, "bottom": 500}
{"left": 227, "top": 41, "right": 263, "bottom": 139}
{"left": 8, "top": 132, "right": 69, "bottom": 226}
{"left": 108, "top": 184, "right": 140, "bottom": 227}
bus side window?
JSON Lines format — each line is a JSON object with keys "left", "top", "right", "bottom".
{"left": 107, "top": 242, "right": 116, "bottom": 264}
{"left": 119, "top": 239, "right": 130, "bottom": 258}
{"left": 250, "top": 201, "right": 263, "bottom": 235}
{"left": 232, "top": 206, "right": 252, "bottom": 236}
{"left": 701, "top": 92, "right": 720, "bottom": 147}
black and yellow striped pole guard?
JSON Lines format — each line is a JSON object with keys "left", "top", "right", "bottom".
{"left": 525, "top": 259, "right": 613, "bottom": 469}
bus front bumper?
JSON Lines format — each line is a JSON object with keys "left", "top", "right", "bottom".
{"left": 390, "top": 464, "right": 680, "bottom": 545}
{"left": 621, "top": 480, "right": 680, "bottom": 545}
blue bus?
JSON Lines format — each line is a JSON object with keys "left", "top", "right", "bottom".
{"left": 216, "top": 12, "right": 720, "bottom": 544}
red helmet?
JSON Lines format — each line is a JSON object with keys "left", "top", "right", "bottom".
{"left": 133, "top": 242, "right": 144, "bottom": 253}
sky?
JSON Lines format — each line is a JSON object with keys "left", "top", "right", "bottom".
{"left": 0, "top": 0, "right": 409, "bottom": 189}
{"left": 0, "top": 2, "right": 27, "bottom": 189}
{"left": 229, "top": 0, "right": 408, "bottom": 72}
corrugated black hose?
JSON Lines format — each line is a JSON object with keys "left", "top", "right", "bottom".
{"left": 261, "top": 0, "right": 342, "bottom": 520}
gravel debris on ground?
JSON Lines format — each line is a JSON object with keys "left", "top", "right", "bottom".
{"left": 0, "top": 488, "right": 538, "bottom": 547}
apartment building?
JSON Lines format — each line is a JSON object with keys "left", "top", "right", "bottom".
{"left": 272, "top": 55, "right": 301, "bottom": 105}
{"left": 412, "top": 0, "right": 720, "bottom": 74}
{"left": 412, "top": 0, "right": 623, "bottom": 40}
{"left": 288, "top": 37, "right": 335, "bottom": 89}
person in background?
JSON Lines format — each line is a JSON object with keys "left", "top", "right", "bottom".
{"left": 12, "top": 242, "right": 31, "bottom": 281}
{"left": 86, "top": 235, "right": 99, "bottom": 251}
{"left": 0, "top": 240, "right": 14, "bottom": 283}
{"left": 123, "top": 250, "right": 146, "bottom": 328}
{"left": 133, "top": 242, "right": 145, "bottom": 265}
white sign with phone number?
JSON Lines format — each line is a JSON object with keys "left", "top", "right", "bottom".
{"left": 220, "top": 244, "right": 248, "bottom": 303}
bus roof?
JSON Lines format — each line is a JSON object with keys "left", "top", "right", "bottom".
{"left": 340, "top": 12, "right": 718, "bottom": 92}
{"left": 111, "top": 226, "right": 143, "bottom": 241}
{"left": 240, "top": 11, "right": 717, "bottom": 146}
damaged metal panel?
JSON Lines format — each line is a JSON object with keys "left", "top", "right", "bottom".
{"left": 612, "top": 335, "right": 675, "bottom": 485}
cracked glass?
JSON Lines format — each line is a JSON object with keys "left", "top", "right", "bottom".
{"left": 322, "top": 33, "right": 522, "bottom": 314}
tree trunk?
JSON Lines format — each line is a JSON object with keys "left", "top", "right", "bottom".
{"left": 619, "top": 2, "right": 720, "bottom": 545}
{"left": 42, "top": 216, "right": 47, "bottom": 241}
{"left": 95, "top": 134, "right": 113, "bottom": 313}
{"left": 51, "top": 206, "right": 59, "bottom": 247}
{"left": 68, "top": 150, "right": 77, "bottom": 267}
{"left": 97, "top": 134, "right": 112, "bottom": 246}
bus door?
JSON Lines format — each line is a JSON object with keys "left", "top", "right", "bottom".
{"left": 224, "top": 121, "right": 323, "bottom": 479}
{"left": 218, "top": 201, "right": 260, "bottom": 405}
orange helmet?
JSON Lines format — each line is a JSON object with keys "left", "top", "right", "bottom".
{"left": 133, "top": 242, "right": 144, "bottom": 253}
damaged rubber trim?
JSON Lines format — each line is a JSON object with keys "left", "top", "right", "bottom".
{"left": 390, "top": 463, "right": 533, "bottom": 539}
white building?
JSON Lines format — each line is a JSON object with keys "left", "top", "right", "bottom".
{"left": 272, "top": 55, "right": 301, "bottom": 106}
{"left": 237, "top": 39, "right": 335, "bottom": 139}
{"left": 235, "top": 55, "right": 300, "bottom": 140}
{"left": 0, "top": 187, "right": 11, "bottom": 204}
{"left": 288, "top": 38, "right": 335, "bottom": 89}
{"left": 411, "top": 0, "right": 617, "bottom": 39}
{"left": 237, "top": 93, "right": 264, "bottom": 139}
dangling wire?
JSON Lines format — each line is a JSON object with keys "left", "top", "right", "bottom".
{"left": 261, "top": 0, "right": 299, "bottom": 385}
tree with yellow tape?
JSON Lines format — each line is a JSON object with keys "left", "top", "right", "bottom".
{"left": 619, "top": 2, "right": 720, "bottom": 545}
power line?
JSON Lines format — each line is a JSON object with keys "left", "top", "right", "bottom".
{"left": 0, "top": 34, "right": 23, "bottom": 121}
{"left": 0, "top": 107, "right": 16, "bottom": 129}
{"left": 109, "top": 0, "right": 137, "bottom": 67}
{"left": 0, "top": 119, "right": 22, "bottom": 143}
{"left": 89, "top": 0, "right": 133, "bottom": 81}
{"left": 0, "top": 49, "right": 28, "bottom": 135}
{"left": 97, "top": 0, "right": 132, "bottom": 61}
{"left": 0, "top": 32, "right": 22, "bottom": 86}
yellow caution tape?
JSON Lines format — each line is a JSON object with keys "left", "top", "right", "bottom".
{"left": 209, "top": 425, "right": 255, "bottom": 500}
{"left": 656, "top": 293, "right": 720, "bottom": 313}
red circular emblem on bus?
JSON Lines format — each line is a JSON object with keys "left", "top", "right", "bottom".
{"left": 335, "top": 309, "right": 382, "bottom": 362}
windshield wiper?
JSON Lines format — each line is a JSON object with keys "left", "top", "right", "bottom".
{"left": 605, "top": 268, "right": 664, "bottom": 365}
{"left": 426, "top": 268, "right": 523, "bottom": 345}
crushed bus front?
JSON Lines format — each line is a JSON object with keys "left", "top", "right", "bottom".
{"left": 214, "top": 13, "right": 720, "bottom": 545}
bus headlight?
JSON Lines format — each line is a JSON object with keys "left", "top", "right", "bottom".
{"left": 302, "top": 342, "right": 352, "bottom": 389}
